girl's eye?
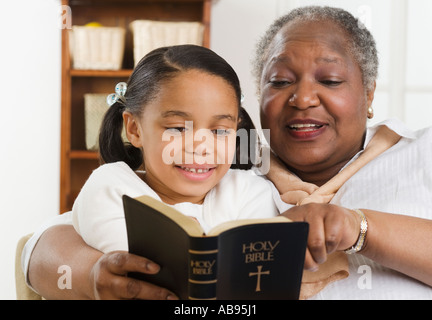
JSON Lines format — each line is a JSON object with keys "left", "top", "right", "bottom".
{"left": 212, "top": 129, "right": 232, "bottom": 136}
{"left": 165, "top": 127, "right": 186, "bottom": 134}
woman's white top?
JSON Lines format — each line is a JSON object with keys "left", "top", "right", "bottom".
{"left": 274, "top": 119, "right": 432, "bottom": 299}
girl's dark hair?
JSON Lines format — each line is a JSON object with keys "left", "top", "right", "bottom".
{"left": 99, "top": 44, "right": 256, "bottom": 171}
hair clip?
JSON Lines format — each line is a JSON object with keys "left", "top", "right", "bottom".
{"left": 241, "top": 93, "right": 245, "bottom": 103}
{"left": 106, "top": 82, "right": 128, "bottom": 107}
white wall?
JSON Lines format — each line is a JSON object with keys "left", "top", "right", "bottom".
{"left": 210, "top": 0, "right": 280, "bottom": 129}
{"left": 0, "top": 0, "right": 61, "bottom": 299}
{"left": 1, "top": 0, "right": 431, "bottom": 300}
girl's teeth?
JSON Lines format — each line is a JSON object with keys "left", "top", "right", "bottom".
{"left": 181, "top": 167, "right": 210, "bottom": 173}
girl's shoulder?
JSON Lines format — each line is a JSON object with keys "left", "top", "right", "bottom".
{"left": 215, "top": 169, "right": 273, "bottom": 196}
{"left": 204, "top": 169, "right": 279, "bottom": 223}
{"left": 222, "top": 168, "right": 266, "bottom": 183}
{"left": 91, "top": 160, "right": 133, "bottom": 174}
{"left": 83, "top": 161, "right": 148, "bottom": 191}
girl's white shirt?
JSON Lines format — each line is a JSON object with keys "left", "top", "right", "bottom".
{"left": 70, "top": 163, "right": 278, "bottom": 253}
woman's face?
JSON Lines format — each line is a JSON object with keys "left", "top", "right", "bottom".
{"left": 259, "top": 20, "right": 375, "bottom": 184}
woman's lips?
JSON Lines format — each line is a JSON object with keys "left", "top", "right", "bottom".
{"left": 286, "top": 119, "right": 328, "bottom": 140}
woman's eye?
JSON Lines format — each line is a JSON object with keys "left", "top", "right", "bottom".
{"left": 269, "top": 80, "right": 291, "bottom": 88}
{"left": 321, "top": 80, "right": 343, "bottom": 87}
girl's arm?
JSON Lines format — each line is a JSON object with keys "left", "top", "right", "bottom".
{"left": 265, "top": 150, "right": 318, "bottom": 204}
{"left": 28, "top": 224, "right": 178, "bottom": 300}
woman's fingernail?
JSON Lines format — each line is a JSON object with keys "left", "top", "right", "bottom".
{"left": 309, "top": 266, "right": 319, "bottom": 272}
{"left": 147, "top": 262, "right": 160, "bottom": 273}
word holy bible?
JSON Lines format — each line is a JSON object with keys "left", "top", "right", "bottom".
{"left": 123, "top": 195, "right": 309, "bottom": 300}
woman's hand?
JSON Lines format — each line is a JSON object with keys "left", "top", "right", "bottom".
{"left": 28, "top": 225, "right": 179, "bottom": 300}
{"left": 90, "top": 251, "right": 178, "bottom": 300}
{"left": 282, "top": 203, "right": 360, "bottom": 271}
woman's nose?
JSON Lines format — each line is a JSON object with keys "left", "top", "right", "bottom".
{"left": 287, "top": 80, "right": 320, "bottom": 110}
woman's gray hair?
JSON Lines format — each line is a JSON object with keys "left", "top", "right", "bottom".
{"left": 253, "top": 6, "right": 379, "bottom": 92}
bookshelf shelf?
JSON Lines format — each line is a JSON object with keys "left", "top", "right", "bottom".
{"left": 69, "top": 150, "right": 99, "bottom": 160}
{"left": 70, "top": 69, "right": 134, "bottom": 78}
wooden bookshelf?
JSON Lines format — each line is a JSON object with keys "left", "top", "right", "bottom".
{"left": 60, "top": 0, "right": 212, "bottom": 213}
{"left": 70, "top": 69, "right": 134, "bottom": 77}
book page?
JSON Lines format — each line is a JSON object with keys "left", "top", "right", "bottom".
{"left": 207, "top": 216, "right": 291, "bottom": 236}
{"left": 133, "top": 195, "right": 291, "bottom": 238}
{"left": 134, "top": 195, "right": 205, "bottom": 237}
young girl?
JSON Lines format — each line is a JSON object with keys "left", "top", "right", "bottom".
{"left": 72, "top": 45, "right": 280, "bottom": 253}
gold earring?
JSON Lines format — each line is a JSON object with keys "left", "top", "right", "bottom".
{"left": 367, "top": 106, "right": 374, "bottom": 119}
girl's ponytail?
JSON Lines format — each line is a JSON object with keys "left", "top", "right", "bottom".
{"left": 98, "top": 102, "right": 143, "bottom": 171}
{"left": 231, "top": 107, "right": 257, "bottom": 171}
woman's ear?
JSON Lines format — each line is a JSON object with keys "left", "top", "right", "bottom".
{"left": 366, "top": 81, "right": 376, "bottom": 119}
{"left": 367, "top": 81, "right": 376, "bottom": 108}
{"left": 123, "top": 111, "right": 142, "bottom": 148}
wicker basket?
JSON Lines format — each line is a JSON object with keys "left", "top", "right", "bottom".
{"left": 84, "top": 94, "right": 127, "bottom": 150}
{"left": 70, "top": 26, "right": 125, "bottom": 70}
{"left": 84, "top": 94, "right": 108, "bottom": 150}
{"left": 130, "top": 20, "right": 204, "bottom": 66}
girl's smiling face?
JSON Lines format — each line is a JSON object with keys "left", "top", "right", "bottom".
{"left": 259, "top": 20, "right": 375, "bottom": 186}
{"left": 124, "top": 69, "right": 239, "bottom": 205}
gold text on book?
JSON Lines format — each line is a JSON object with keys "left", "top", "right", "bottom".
{"left": 191, "top": 259, "right": 216, "bottom": 275}
{"left": 242, "top": 240, "right": 280, "bottom": 264}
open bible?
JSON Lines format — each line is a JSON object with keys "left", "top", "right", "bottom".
{"left": 123, "top": 195, "right": 308, "bottom": 300}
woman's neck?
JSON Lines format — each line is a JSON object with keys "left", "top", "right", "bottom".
{"left": 285, "top": 136, "right": 365, "bottom": 187}
{"left": 293, "top": 164, "right": 346, "bottom": 187}
{"left": 286, "top": 153, "right": 357, "bottom": 187}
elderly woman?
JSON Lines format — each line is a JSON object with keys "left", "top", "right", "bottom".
{"left": 257, "top": 6, "right": 432, "bottom": 299}
{"left": 24, "top": 6, "right": 432, "bottom": 299}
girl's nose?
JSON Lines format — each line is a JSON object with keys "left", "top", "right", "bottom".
{"left": 184, "top": 129, "right": 213, "bottom": 156}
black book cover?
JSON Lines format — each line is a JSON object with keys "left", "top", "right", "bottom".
{"left": 123, "top": 195, "right": 308, "bottom": 300}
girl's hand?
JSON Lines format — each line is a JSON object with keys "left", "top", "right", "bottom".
{"left": 265, "top": 150, "right": 319, "bottom": 205}
{"left": 89, "top": 251, "right": 178, "bottom": 300}
{"left": 282, "top": 203, "right": 360, "bottom": 271}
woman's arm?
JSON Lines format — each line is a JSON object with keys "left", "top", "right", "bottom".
{"left": 283, "top": 204, "right": 432, "bottom": 286}
{"left": 362, "top": 209, "right": 432, "bottom": 286}
{"left": 28, "top": 224, "right": 178, "bottom": 300}
{"left": 28, "top": 224, "right": 99, "bottom": 299}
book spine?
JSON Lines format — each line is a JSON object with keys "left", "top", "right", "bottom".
{"left": 188, "top": 236, "right": 218, "bottom": 300}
